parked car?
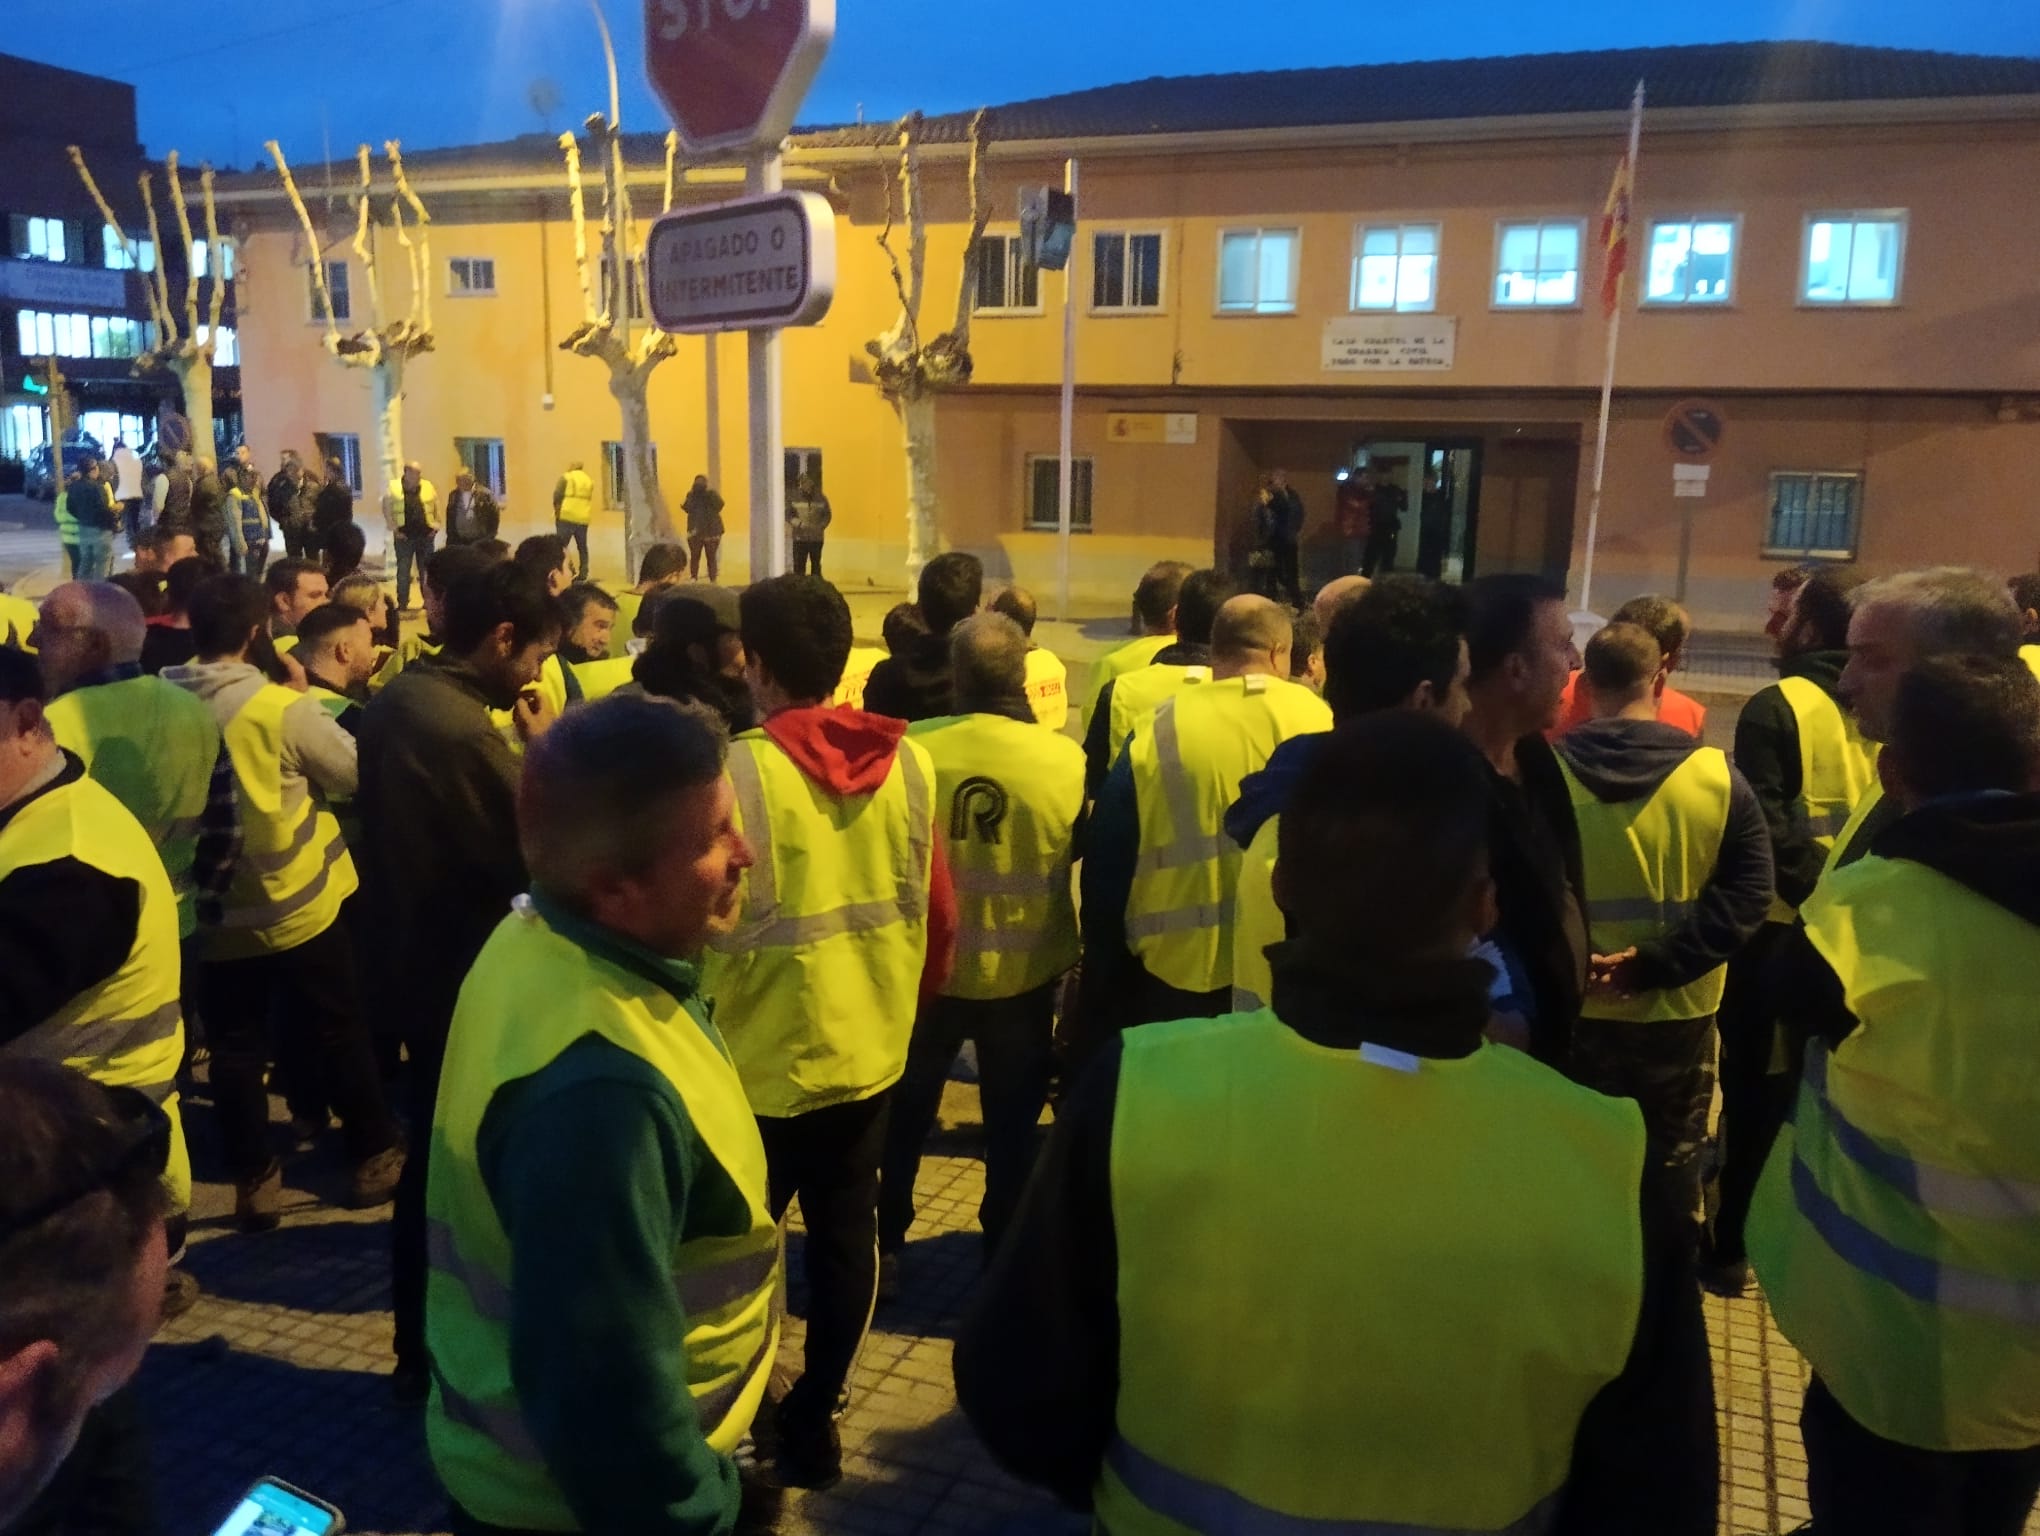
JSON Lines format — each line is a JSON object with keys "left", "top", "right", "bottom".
{"left": 25, "top": 439, "right": 104, "bottom": 500}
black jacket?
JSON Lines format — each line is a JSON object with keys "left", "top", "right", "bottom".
{"left": 1783, "top": 792, "right": 2040, "bottom": 1052}
{"left": 312, "top": 481, "right": 355, "bottom": 537}
{"left": 862, "top": 630, "right": 958, "bottom": 724}
{"left": 1557, "top": 718, "right": 1774, "bottom": 994}
{"left": 1487, "top": 732, "right": 1589, "bottom": 1069}
{"left": 957, "top": 936, "right": 1718, "bottom": 1533}
{"left": 1733, "top": 650, "right": 1851, "bottom": 909}
{"left": 443, "top": 485, "right": 501, "bottom": 543}
{"left": 266, "top": 470, "right": 308, "bottom": 527}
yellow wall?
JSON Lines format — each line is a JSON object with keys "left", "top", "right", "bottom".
{"left": 227, "top": 109, "right": 2040, "bottom": 616}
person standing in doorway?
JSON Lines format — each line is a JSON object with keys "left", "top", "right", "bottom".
{"left": 1266, "top": 468, "right": 1306, "bottom": 606}
{"left": 110, "top": 439, "right": 145, "bottom": 554}
{"left": 683, "top": 474, "right": 726, "bottom": 583}
{"left": 1334, "top": 467, "right": 1373, "bottom": 576}
{"left": 1363, "top": 465, "right": 1407, "bottom": 577}
{"left": 383, "top": 462, "right": 439, "bottom": 615}
{"left": 552, "top": 460, "right": 595, "bottom": 580}
{"left": 787, "top": 473, "right": 831, "bottom": 577}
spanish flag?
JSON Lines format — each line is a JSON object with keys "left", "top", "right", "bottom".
{"left": 1598, "top": 149, "right": 1633, "bottom": 320}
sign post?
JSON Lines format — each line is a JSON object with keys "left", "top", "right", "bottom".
{"left": 645, "top": 0, "right": 836, "bottom": 582}
{"left": 1661, "top": 399, "right": 1726, "bottom": 604}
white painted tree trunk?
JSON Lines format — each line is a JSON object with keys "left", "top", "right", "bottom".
{"left": 901, "top": 392, "right": 939, "bottom": 581}
{"left": 174, "top": 354, "right": 215, "bottom": 462}
{"left": 371, "top": 357, "right": 406, "bottom": 547}
{"left": 611, "top": 369, "right": 670, "bottom": 581}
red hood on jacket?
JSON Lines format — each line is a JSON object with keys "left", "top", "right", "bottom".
{"left": 762, "top": 706, "right": 907, "bottom": 795}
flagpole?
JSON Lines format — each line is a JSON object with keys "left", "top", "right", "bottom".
{"left": 1578, "top": 79, "right": 1644, "bottom": 619}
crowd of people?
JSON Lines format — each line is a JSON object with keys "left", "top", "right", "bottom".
{"left": 1, "top": 501, "right": 2038, "bottom": 1536}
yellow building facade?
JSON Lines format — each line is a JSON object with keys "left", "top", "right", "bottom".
{"left": 215, "top": 42, "right": 2040, "bottom": 625}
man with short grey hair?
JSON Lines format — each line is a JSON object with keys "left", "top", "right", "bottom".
{"left": 424, "top": 694, "right": 784, "bottom": 1536}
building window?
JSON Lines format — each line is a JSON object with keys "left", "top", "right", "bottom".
{"left": 1493, "top": 219, "right": 1583, "bottom": 307}
{"left": 601, "top": 440, "right": 660, "bottom": 508}
{"left": 597, "top": 253, "right": 646, "bottom": 321}
{"left": 1092, "top": 231, "right": 1164, "bottom": 312}
{"left": 784, "top": 446, "right": 823, "bottom": 497}
{"left": 972, "top": 234, "right": 1041, "bottom": 315}
{"left": 3, "top": 402, "right": 49, "bottom": 460}
{"left": 311, "top": 261, "right": 350, "bottom": 323}
{"left": 315, "top": 432, "right": 363, "bottom": 494}
{"left": 10, "top": 216, "right": 68, "bottom": 263}
{"left": 1025, "top": 455, "right": 1094, "bottom": 532}
{"left": 101, "top": 228, "right": 156, "bottom": 273}
{"left": 1802, "top": 213, "right": 1905, "bottom": 305}
{"left": 455, "top": 437, "right": 507, "bottom": 498}
{"left": 191, "top": 239, "right": 235, "bottom": 281}
{"left": 14, "top": 310, "right": 117, "bottom": 359}
{"left": 1765, "top": 472, "right": 1861, "bottom": 560}
{"left": 1644, "top": 217, "right": 1737, "bottom": 305}
{"left": 198, "top": 324, "right": 237, "bottom": 366}
{"left": 448, "top": 257, "right": 497, "bottom": 296}
{"left": 1351, "top": 222, "right": 1439, "bottom": 312}
{"left": 1217, "top": 228, "right": 1299, "bottom": 314}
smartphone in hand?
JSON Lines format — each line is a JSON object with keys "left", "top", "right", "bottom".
{"left": 210, "top": 1478, "right": 344, "bottom": 1536}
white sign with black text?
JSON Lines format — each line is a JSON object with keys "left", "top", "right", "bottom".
{"left": 1673, "top": 463, "right": 1711, "bottom": 499}
{"left": 1322, "top": 315, "right": 1458, "bottom": 373}
{"left": 645, "top": 191, "right": 837, "bottom": 335}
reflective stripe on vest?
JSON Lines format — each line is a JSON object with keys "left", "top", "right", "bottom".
{"left": 1100, "top": 1011, "right": 1643, "bottom": 1536}
{"left": 1748, "top": 853, "right": 2040, "bottom": 1452}
{"left": 1560, "top": 747, "right": 1732, "bottom": 1023}
{"left": 1109, "top": 664, "right": 1210, "bottom": 772}
{"left": 1108, "top": 1436, "right": 1562, "bottom": 1536}
{"left": 703, "top": 732, "right": 938, "bottom": 1116}
{"left": 1767, "top": 676, "right": 1877, "bottom": 922}
{"left": 0, "top": 773, "right": 190, "bottom": 1213}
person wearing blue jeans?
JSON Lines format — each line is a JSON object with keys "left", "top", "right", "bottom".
{"left": 877, "top": 981, "right": 1057, "bottom": 1269}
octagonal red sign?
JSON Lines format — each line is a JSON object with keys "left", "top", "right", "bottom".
{"left": 646, "top": 0, "right": 836, "bottom": 157}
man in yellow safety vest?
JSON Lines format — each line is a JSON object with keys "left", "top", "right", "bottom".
{"left": 1557, "top": 622, "right": 1774, "bottom": 1241}
{"left": 551, "top": 460, "right": 595, "bottom": 581}
{"left": 425, "top": 696, "right": 780, "bottom": 1536}
{"left": 1082, "top": 561, "right": 1195, "bottom": 733}
{"left": 881, "top": 612, "right": 1086, "bottom": 1288}
{"left": 1083, "top": 568, "right": 1237, "bottom": 797}
{"left": 1081, "top": 594, "right": 1330, "bottom": 1032}
{"left": 1708, "top": 567, "right": 1874, "bottom": 1293}
{"left": 164, "top": 576, "right": 403, "bottom": 1230}
{"left": 1751, "top": 653, "right": 2040, "bottom": 1533}
{"left": 703, "top": 574, "right": 955, "bottom": 1489}
{"left": 989, "top": 584, "right": 1071, "bottom": 730}
{"left": 960, "top": 711, "right": 1718, "bottom": 1536}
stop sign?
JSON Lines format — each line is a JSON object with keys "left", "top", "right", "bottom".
{"left": 646, "top": 0, "right": 836, "bottom": 157}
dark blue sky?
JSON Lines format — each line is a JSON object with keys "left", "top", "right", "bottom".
{"left": 11, "top": 0, "right": 2040, "bottom": 167}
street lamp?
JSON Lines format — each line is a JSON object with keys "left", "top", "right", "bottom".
{"left": 585, "top": 0, "right": 622, "bottom": 132}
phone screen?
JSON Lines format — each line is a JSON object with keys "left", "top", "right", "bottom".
{"left": 211, "top": 1478, "right": 342, "bottom": 1536}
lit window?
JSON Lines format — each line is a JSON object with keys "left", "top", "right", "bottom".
{"left": 104, "top": 233, "right": 157, "bottom": 273}
{"left": 1218, "top": 229, "right": 1299, "bottom": 314}
{"left": 191, "top": 239, "right": 235, "bottom": 280}
{"left": 1351, "top": 223, "right": 1439, "bottom": 312}
{"left": 1644, "top": 218, "right": 1737, "bottom": 305}
{"left": 1025, "top": 455, "right": 1094, "bottom": 531}
{"left": 449, "top": 257, "right": 497, "bottom": 296}
{"left": 200, "top": 324, "right": 239, "bottom": 366}
{"left": 311, "top": 260, "right": 350, "bottom": 323}
{"left": 972, "top": 234, "right": 1041, "bottom": 314}
{"left": 601, "top": 440, "right": 660, "bottom": 508}
{"left": 1803, "top": 214, "right": 1905, "bottom": 305}
{"left": 10, "top": 216, "right": 68, "bottom": 263}
{"left": 1766, "top": 472, "right": 1860, "bottom": 560}
{"left": 455, "top": 437, "right": 507, "bottom": 497}
{"left": 316, "top": 432, "right": 363, "bottom": 494}
{"left": 1092, "top": 232, "right": 1164, "bottom": 312}
{"left": 1494, "top": 219, "right": 1583, "bottom": 307}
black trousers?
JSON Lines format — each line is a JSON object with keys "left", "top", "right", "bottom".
{"left": 389, "top": 966, "right": 465, "bottom": 1372}
{"left": 1361, "top": 524, "right": 1401, "bottom": 576}
{"left": 200, "top": 921, "right": 399, "bottom": 1181}
{"left": 878, "top": 986, "right": 1056, "bottom": 1260}
{"left": 1713, "top": 922, "right": 1796, "bottom": 1264}
{"left": 1803, "top": 1377, "right": 2040, "bottom": 1535}
{"left": 757, "top": 1091, "right": 891, "bottom": 1426}
{"left": 791, "top": 539, "right": 824, "bottom": 577}
{"left": 1571, "top": 1013, "right": 1717, "bottom": 1235}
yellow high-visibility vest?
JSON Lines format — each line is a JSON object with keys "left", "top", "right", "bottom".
{"left": 909, "top": 711, "right": 1084, "bottom": 1001}
{"left": 1230, "top": 811, "right": 1284, "bottom": 1013}
{"left": 0, "top": 772, "right": 190, "bottom": 1212}
{"left": 1084, "top": 633, "right": 1173, "bottom": 728}
{"left": 1751, "top": 853, "right": 2040, "bottom": 1452}
{"left": 560, "top": 654, "right": 636, "bottom": 705}
{"left": 1561, "top": 747, "right": 1734, "bottom": 1023}
{"left": 703, "top": 731, "right": 936, "bottom": 1117}
{"left": 833, "top": 645, "right": 890, "bottom": 711}
{"left": 1107, "top": 662, "right": 1210, "bottom": 772}
{"left": 1100, "top": 1009, "right": 1644, "bottom": 1536}
{"left": 0, "top": 590, "right": 37, "bottom": 650}
{"left": 556, "top": 469, "right": 595, "bottom": 525}
{"left": 1124, "top": 676, "right": 1331, "bottom": 995}
{"left": 1023, "top": 648, "right": 1069, "bottom": 730}
{"left": 211, "top": 683, "right": 357, "bottom": 958}
{"left": 1765, "top": 676, "right": 1877, "bottom": 923}
{"left": 47, "top": 675, "right": 218, "bottom": 940}
{"left": 426, "top": 901, "right": 777, "bottom": 1528}
{"left": 2022, "top": 644, "right": 2040, "bottom": 684}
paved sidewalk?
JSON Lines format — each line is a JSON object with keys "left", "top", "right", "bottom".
{"left": 134, "top": 1074, "right": 2038, "bottom": 1536}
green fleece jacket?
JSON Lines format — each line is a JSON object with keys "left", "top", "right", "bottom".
{"left": 469, "top": 900, "right": 756, "bottom": 1536}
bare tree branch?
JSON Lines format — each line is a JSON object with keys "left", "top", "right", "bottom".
{"left": 200, "top": 165, "right": 227, "bottom": 341}
{"left": 266, "top": 140, "right": 346, "bottom": 358}
{"left": 69, "top": 147, "right": 166, "bottom": 336}
{"left": 559, "top": 130, "right": 596, "bottom": 326}
{"left": 898, "top": 113, "right": 926, "bottom": 334}
{"left": 165, "top": 153, "right": 202, "bottom": 343}
{"left": 349, "top": 145, "right": 386, "bottom": 363}
{"left": 951, "top": 109, "right": 994, "bottom": 353}
{"left": 386, "top": 141, "right": 433, "bottom": 337}
{"left": 662, "top": 130, "right": 679, "bottom": 213}
{"left": 137, "top": 173, "right": 178, "bottom": 348}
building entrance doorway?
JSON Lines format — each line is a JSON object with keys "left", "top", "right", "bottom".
{"left": 1338, "top": 438, "right": 1480, "bottom": 582}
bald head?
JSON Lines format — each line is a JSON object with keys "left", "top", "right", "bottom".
{"left": 37, "top": 582, "right": 147, "bottom": 696}
{"left": 1314, "top": 575, "right": 1370, "bottom": 631}
{"left": 950, "top": 611, "right": 1030, "bottom": 710}
{"left": 1211, "top": 594, "right": 1293, "bottom": 679}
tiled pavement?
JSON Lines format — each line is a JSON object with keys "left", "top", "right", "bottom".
{"left": 135, "top": 1074, "right": 2040, "bottom": 1536}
